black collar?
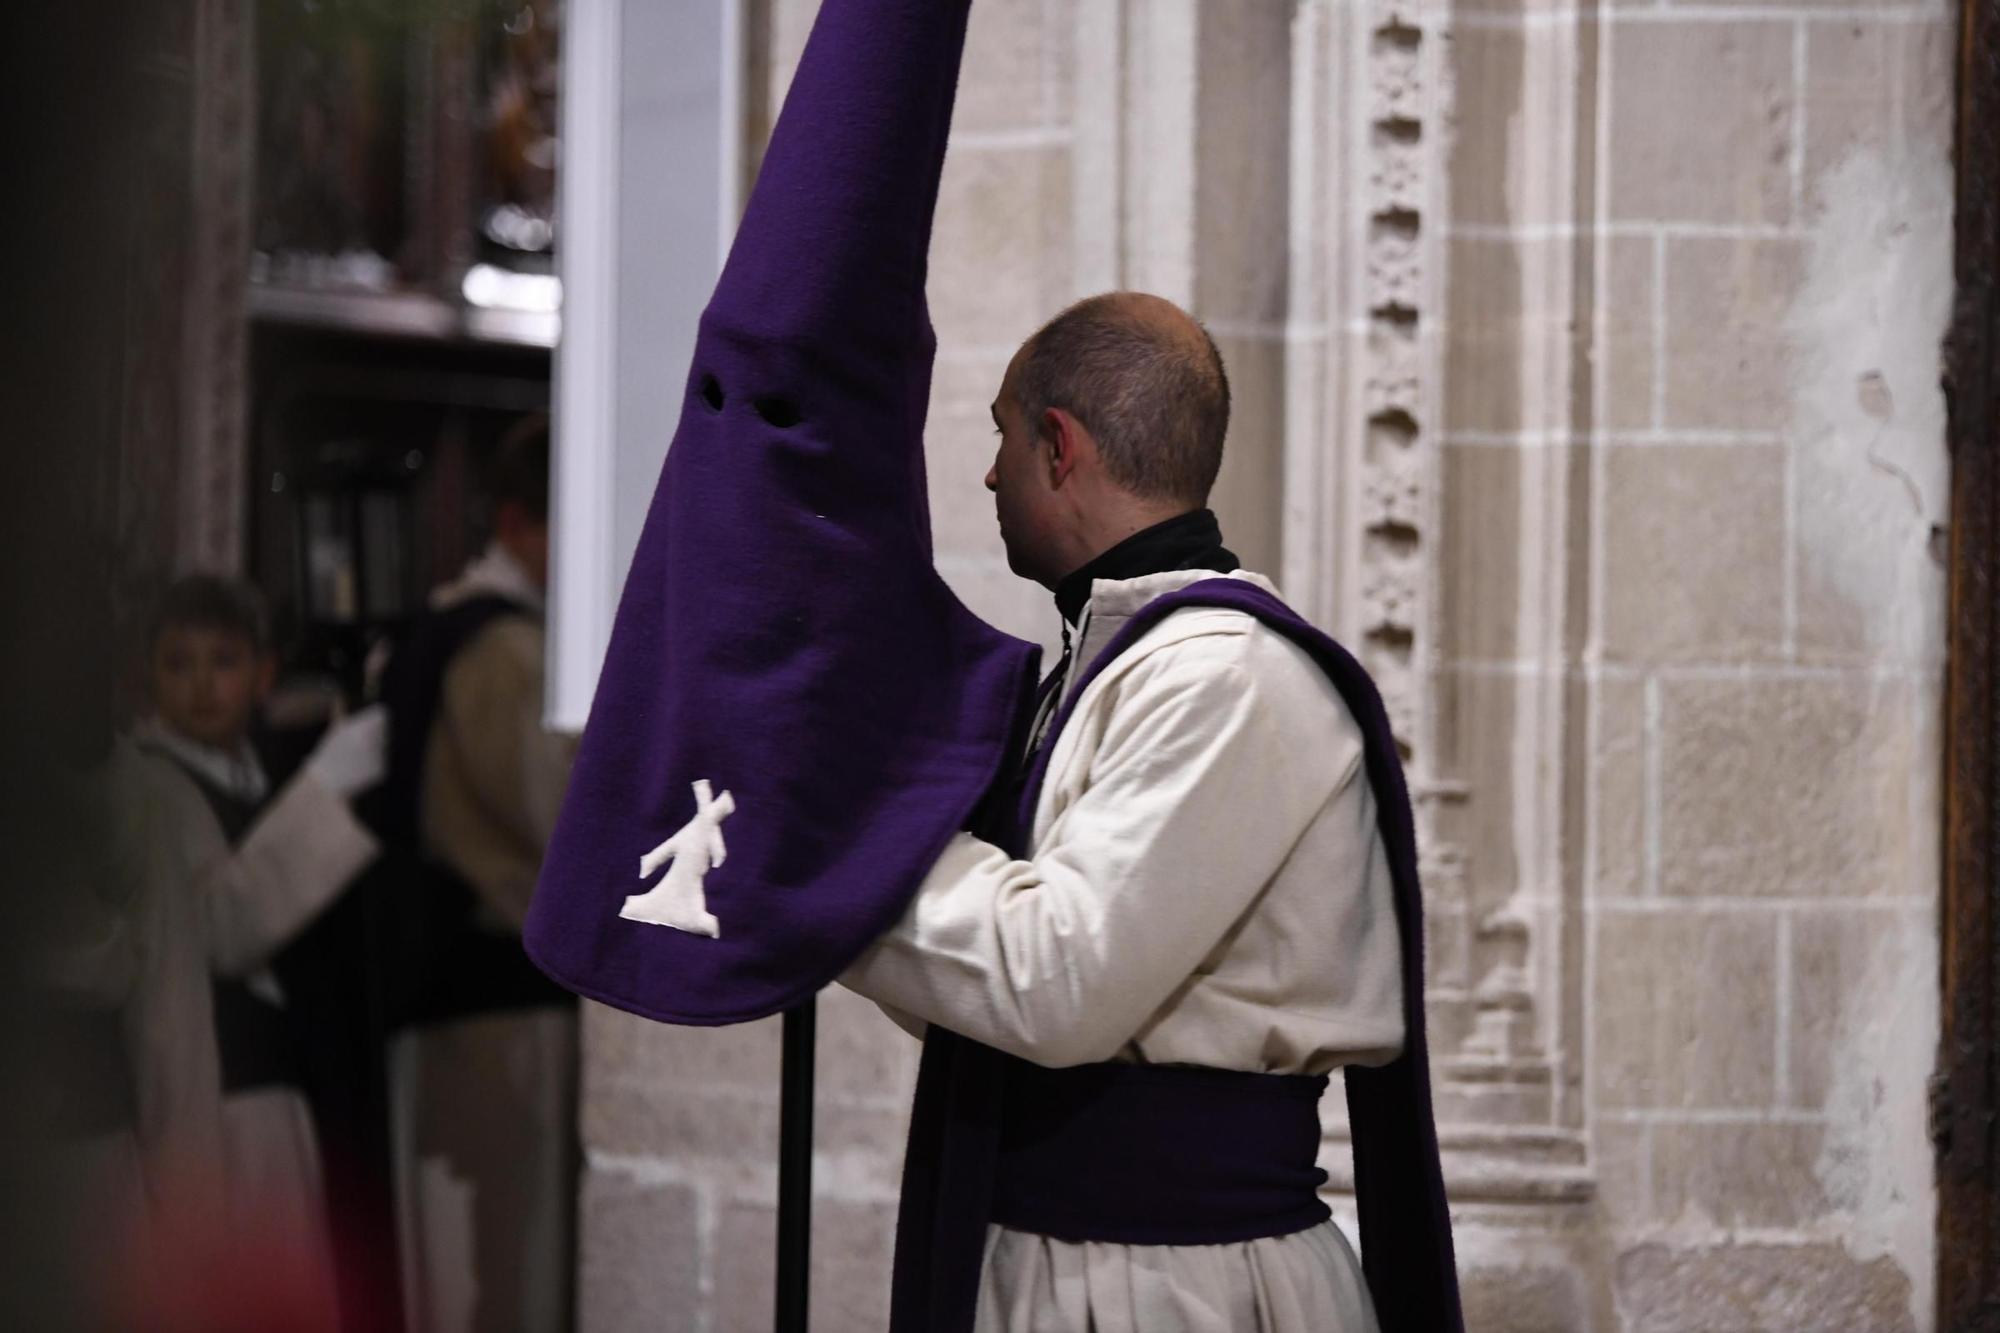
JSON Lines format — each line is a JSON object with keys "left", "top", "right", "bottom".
{"left": 1053, "top": 508, "right": 1240, "bottom": 627}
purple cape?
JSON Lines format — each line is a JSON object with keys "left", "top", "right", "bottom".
{"left": 523, "top": 0, "right": 1040, "bottom": 1024}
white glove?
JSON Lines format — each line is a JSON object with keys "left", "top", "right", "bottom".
{"left": 304, "top": 704, "right": 389, "bottom": 799}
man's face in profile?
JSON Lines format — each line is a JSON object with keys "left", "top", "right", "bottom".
{"left": 985, "top": 349, "right": 1062, "bottom": 587}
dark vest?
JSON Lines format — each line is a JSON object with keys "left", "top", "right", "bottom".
{"left": 360, "top": 593, "right": 572, "bottom": 1027}
{"left": 889, "top": 579, "right": 1463, "bottom": 1333}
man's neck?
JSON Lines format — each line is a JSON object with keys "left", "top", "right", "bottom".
{"left": 1052, "top": 508, "right": 1240, "bottom": 627}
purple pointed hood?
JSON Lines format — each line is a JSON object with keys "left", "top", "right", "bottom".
{"left": 524, "top": 0, "right": 1041, "bottom": 1025}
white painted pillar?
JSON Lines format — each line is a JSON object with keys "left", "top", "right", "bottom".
{"left": 549, "top": 0, "right": 745, "bottom": 730}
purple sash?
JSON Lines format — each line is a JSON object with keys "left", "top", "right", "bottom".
{"left": 993, "top": 1062, "right": 1333, "bottom": 1246}
{"left": 890, "top": 580, "right": 1463, "bottom": 1333}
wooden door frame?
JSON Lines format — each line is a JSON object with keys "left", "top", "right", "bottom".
{"left": 1940, "top": 0, "right": 2000, "bottom": 1325}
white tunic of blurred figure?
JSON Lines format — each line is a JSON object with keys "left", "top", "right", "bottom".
{"left": 129, "top": 577, "right": 385, "bottom": 1331}
{"left": 32, "top": 741, "right": 225, "bottom": 1330}
{"left": 130, "top": 719, "right": 378, "bottom": 1330}
{"left": 391, "top": 425, "right": 579, "bottom": 1333}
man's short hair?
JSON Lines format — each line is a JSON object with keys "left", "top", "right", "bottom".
{"left": 492, "top": 413, "right": 552, "bottom": 520}
{"left": 150, "top": 575, "right": 271, "bottom": 653}
{"left": 1012, "top": 293, "right": 1231, "bottom": 505}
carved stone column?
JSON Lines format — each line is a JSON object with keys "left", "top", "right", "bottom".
{"left": 1285, "top": 0, "right": 1604, "bottom": 1324}
{"left": 1281, "top": 0, "right": 1465, "bottom": 1028}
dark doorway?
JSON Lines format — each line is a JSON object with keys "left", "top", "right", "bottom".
{"left": 1939, "top": 0, "right": 2000, "bottom": 1325}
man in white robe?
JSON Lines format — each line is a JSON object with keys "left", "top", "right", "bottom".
{"left": 843, "top": 292, "right": 1406, "bottom": 1333}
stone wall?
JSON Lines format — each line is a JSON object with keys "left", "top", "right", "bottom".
{"left": 574, "top": 1, "right": 1956, "bottom": 1329}
{"left": 1441, "top": 0, "right": 1953, "bottom": 1323}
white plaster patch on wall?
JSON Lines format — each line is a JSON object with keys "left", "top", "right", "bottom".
{"left": 1786, "top": 147, "right": 1952, "bottom": 667}
{"left": 1787, "top": 144, "right": 1949, "bottom": 1333}
{"left": 1810, "top": 907, "right": 1938, "bottom": 1333}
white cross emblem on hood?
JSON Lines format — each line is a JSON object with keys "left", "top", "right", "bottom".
{"left": 621, "top": 779, "right": 735, "bottom": 938}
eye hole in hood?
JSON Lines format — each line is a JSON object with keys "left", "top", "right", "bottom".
{"left": 754, "top": 394, "right": 803, "bottom": 429}
{"left": 699, "top": 374, "right": 726, "bottom": 412}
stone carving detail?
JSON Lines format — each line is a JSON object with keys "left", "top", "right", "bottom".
{"left": 1369, "top": 27, "right": 1423, "bottom": 121}
{"left": 1367, "top": 227, "right": 1422, "bottom": 310}
{"left": 1363, "top": 335, "right": 1420, "bottom": 418}
{"left": 1363, "top": 462, "right": 1422, "bottom": 529}
{"left": 1374, "top": 673, "right": 1419, "bottom": 763}
{"left": 1370, "top": 139, "right": 1423, "bottom": 214}
{"left": 1461, "top": 898, "right": 1535, "bottom": 1061}
{"left": 1347, "top": 0, "right": 1554, "bottom": 1133}
{"left": 1355, "top": 0, "right": 1428, "bottom": 765}
{"left": 1360, "top": 563, "right": 1418, "bottom": 628}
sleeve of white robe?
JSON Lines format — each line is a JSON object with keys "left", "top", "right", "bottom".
{"left": 199, "top": 771, "right": 380, "bottom": 977}
{"left": 840, "top": 632, "right": 1361, "bottom": 1069}
{"left": 128, "top": 846, "right": 228, "bottom": 1221}
{"left": 110, "top": 750, "right": 227, "bottom": 1219}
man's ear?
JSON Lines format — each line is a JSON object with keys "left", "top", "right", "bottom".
{"left": 1042, "top": 407, "right": 1080, "bottom": 488}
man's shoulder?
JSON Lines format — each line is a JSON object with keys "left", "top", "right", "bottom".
{"left": 445, "top": 612, "right": 547, "bottom": 687}
{"left": 1132, "top": 607, "right": 1339, "bottom": 691}
{"left": 1072, "top": 610, "right": 1367, "bottom": 798}
{"left": 462, "top": 610, "right": 546, "bottom": 658}
{"left": 1106, "top": 570, "right": 1308, "bottom": 665}
{"left": 109, "top": 736, "right": 228, "bottom": 858}
{"left": 1099, "top": 598, "right": 1354, "bottom": 731}
{"left": 119, "top": 730, "right": 206, "bottom": 801}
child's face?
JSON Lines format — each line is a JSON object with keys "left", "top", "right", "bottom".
{"left": 151, "top": 624, "right": 273, "bottom": 751}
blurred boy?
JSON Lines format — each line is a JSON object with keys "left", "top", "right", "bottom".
{"left": 131, "top": 576, "right": 386, "bottom": 1329}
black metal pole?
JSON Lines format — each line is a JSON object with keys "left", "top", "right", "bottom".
{"left": 776, "top": 998, "right": 816, "bottom": 1333}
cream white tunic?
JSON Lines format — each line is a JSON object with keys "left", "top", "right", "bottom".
{"left": 137, "top": 735, "right": 380, "bottom": 1332}
{"left": 842, "top": 569, "right": 1404, "bottom": 1333}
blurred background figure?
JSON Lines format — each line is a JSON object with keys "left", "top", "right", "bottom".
{"left": 13, "top": 577, "right": 229, "bottom": 1333}
{"left": 4, "top": 1, "right": 574, "bottom": 1325}
{"left": 370, "top": 417, "right": 578, "bottom": 1333}
{"left": 128, "top": 576, "right": 387, "bottom": 1333}
{"left": 244, "top": 3, "right": 572, "bottom": 1316}
{"left": 243, "top": 6, "right": 574, "bottom": 1322}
